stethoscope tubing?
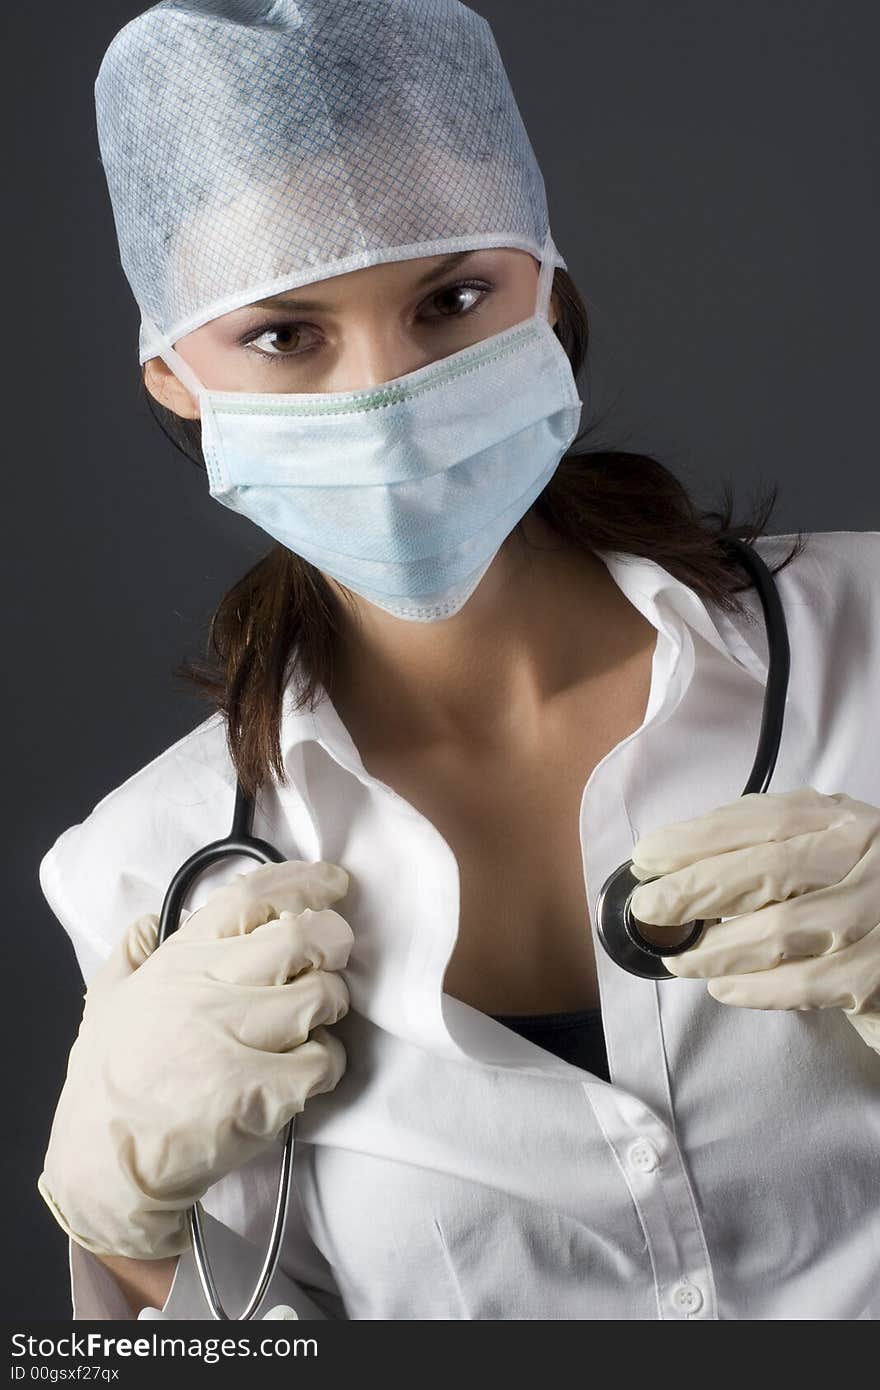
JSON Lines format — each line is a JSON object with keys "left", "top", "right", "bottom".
{"left": 156, "top": 532, "right": 790, "bottom": 1314}
{"left": 157, "top": 785, "right": 292, "bottom": 1320}
{"left": 595, "top": 533, "right": 791, "bottom": 979}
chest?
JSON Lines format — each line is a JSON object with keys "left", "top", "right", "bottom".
{"left": 357, "top": 656, "right": 655, "bottom": 1016}
{"left": 435, "top": 748, "right": 601, "bottom": 1013}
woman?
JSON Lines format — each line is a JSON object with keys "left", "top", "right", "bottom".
{"left": 38, "top": 0, "right": 879, "bottom": 1321}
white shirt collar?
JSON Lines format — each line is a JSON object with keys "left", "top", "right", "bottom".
{"left": 278, "top": 544, "right": 772, "bottom": 778}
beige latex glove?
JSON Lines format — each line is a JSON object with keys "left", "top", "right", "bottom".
{"left": 38, "top": 860, "right": 354, "bottom": 1260}
{"left": 628, "top": 788, "right": 880, "bottom": 1056}
{"left": 139, "top": 1304, "right": 299, "bottom": 1320}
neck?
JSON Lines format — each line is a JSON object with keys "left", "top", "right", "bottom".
{"left": 326, "top": 511, "right": 654, "bottom": 757}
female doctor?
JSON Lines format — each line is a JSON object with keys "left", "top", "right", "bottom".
{"left": 38, "top": 0, "right": 879, "bottom": 1321}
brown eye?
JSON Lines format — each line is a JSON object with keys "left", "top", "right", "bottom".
{"left": 422, "top": 280, "right": 490, "bottom": 320}
{"left": 248, "top": 322, "right": 317, "bottom": 359}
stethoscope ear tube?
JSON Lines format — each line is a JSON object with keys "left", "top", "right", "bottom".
{"left": 595, "top": 534, "right": 791, "bottom": 981}
{"left": 157, "top": 782, "right": 286, "bottom": 948}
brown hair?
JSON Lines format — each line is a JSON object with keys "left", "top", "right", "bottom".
{"left": 144, "top": 266, "right": 806, "bottom": 799}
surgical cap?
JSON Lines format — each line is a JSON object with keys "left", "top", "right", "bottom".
{"left": 93, "top": 0, "right": 567, "bottom": 366}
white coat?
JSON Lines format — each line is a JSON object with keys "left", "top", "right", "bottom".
{"left": 39, "top": 530, "right": 880, "bottom": 1320}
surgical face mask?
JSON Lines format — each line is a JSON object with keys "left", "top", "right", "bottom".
{"left": 147, "top": 231, "right": 583, "bottom": 622}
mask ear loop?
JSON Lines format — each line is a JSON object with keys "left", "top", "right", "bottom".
{"left": 535, "top": 226, "right": 557, "bottom": 323}
{"left": 140, "top": 311, "right": 207, "bottom": 402}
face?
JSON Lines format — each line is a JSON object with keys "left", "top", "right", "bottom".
{"left": 143, "top": 247, "right": 557, "bottom": 419}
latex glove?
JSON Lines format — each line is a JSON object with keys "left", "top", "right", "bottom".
{"left": 628, "top": 788, "right": 880, "bottom": 1054}
{"left": 38, "top": 860, "right": 354, "bottom": 1260}
{"left": 138, "top": 1304, "right": 299, "bottom": 1320}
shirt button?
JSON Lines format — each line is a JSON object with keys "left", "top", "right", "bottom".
{"left": 672, "top": 1281, "right": 704, "bottom": 1315}
{"left": 627, "top": 1138, "right": 660, "bottom": 1173}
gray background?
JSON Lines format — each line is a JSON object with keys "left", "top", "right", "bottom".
{"left": 4, "top": 0, "right": 877, "bottom": 1318}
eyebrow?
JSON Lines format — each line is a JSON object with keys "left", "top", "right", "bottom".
{"left": 248, "top": 251, "right": 480, "bottom": 313}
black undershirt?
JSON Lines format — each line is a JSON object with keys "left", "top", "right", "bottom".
{"left": 488, "top": 1005, "right": 610, "bottom": 1083}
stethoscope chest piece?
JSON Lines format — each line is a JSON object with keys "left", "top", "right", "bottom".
{"left": 594, "top": 533, "right": 791, "bottom": 981}
{"left": 595, "top": 859, "right": 706, "bottom": 980}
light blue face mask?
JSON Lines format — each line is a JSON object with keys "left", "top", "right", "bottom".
{"left": 147, "top": 229, "right": 583, "bottom": 622}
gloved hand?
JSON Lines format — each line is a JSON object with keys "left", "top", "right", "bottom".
{"left": 38, "top": 860, "right": 354, "bottom": 1260}
{"left": 628, "top": 788, "right": 880, "bottom": 1055}
{"left": 138, "top": 1304, "right": 299, "bottom": 1320}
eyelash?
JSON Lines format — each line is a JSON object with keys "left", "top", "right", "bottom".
{"left": 239, "top": 278, "right": 495, "bottom": 364}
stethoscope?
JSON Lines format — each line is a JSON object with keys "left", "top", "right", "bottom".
{"left": 596, "top": 533, "right": 791, "bottom": 977}
{"left": 157, "top": 780, "right": 290, "bottom": 1319}
{"left": 156, "top": 532, "right": 789, "bottom": 1318}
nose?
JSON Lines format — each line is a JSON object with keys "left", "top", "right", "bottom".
{"left": 332, "top": 322, "right": 430, "bottom": 392}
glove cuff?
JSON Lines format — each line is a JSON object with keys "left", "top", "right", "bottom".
{"left": 36, "top": 1170, "right": 193, "bottom": 1260}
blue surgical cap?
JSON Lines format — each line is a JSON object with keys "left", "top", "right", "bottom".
{"left": 93, "top": 0, "right": 566, "bottom": 364}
